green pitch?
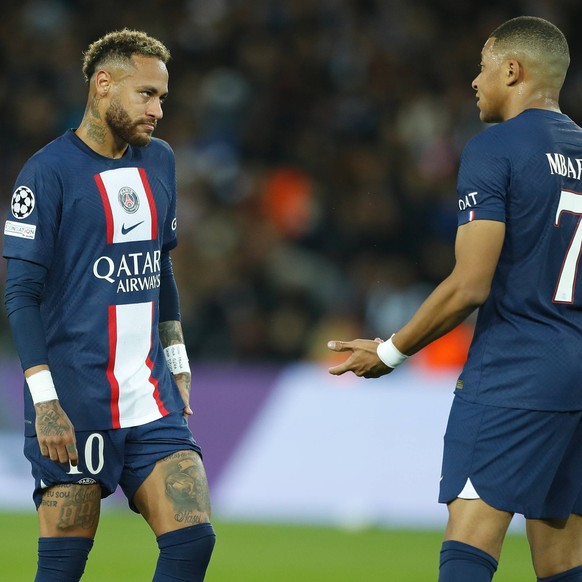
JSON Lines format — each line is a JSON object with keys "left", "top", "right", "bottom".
{"left": 0, "top": 512, "right": 534, "bottom": 581}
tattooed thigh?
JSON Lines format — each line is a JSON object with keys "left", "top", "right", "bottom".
{"left": 161, "top": 451, "right": 211, "bottom": 525}
{"left": 39, "top": 483, "right": 101, "bottom": 537}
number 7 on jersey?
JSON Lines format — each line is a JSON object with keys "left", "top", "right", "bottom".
{"left": 554, "top": 189, "right": 582, "bottom": 303}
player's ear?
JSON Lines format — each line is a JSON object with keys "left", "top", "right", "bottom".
{"left": 94, "top": 69, "right": 112, "bottom": 97}
{"left": 505, "top": 59, "right": 523, "bottom": 86}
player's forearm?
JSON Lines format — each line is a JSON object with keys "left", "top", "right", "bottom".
{"left": 159, "top": 319, "right": 186, "bottom": 349}
{"left": 25, "top": 364, "right": 50, "bottom": 378}
{"left": 393, "top": 274, "right": 484, "bottom": 356}
{"left": 158, "top": 250, "right": 191, "bottom": 384}
{"left": 159, "top": 320, "right": 191, "bottom": 379}
{"left": 159, "top": 320, "right": 192, "bottom": 414}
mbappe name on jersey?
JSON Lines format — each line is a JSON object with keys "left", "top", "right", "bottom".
{"left": 546, "top": 153, "right": 582, "bottom": 180}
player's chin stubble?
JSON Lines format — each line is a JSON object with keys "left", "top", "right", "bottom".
{"left": 105, "top": 99, "right": 152, "bottom": 147}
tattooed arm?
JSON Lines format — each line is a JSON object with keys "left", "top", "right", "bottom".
{"left": 6, "top": 260, "right": 78, "bottom": 465}
{"left": 26, "top": 364, "right": 78, "bottom": 466}
{"left": 159, "top": 320, "right": 192, "bottom": 416}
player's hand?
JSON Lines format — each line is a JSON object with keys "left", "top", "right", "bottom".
{"left": 34, "top": 400, "right": 78, "bottom": 465}
{"left": 327, "top": 338, "right": 393, "bottom": 378}
{"left": 174, "top": 371, "right": 193, "bottom": 417}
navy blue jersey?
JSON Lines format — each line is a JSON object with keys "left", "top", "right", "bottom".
{"left": 3, "top": 130, "right": 185, "bottom": 431}
{"left": 456, "top": 109, "right": 582, "bottom": 411}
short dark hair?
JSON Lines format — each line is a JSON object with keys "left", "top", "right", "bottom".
{"left": 82, "top": 28, "right": 171, "bottom": 82}
{"left": 489, "top": 16, "right": 569, "bottom": 66}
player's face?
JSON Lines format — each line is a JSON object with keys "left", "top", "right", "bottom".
{"left": 106, "top": 56, "right": 169, "bottom": 147}
{"left": 472, "top": 38, "right": 507, "bottom": 123}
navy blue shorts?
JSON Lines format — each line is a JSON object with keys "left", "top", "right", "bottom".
{"left": 24, "top": 412, "right": 202, "bottom": 512}
{"left": 439, "top": 395, "right": 582, "bottom": 519}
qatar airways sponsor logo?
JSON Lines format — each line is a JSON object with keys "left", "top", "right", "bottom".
{"left": 93, "top": 250, "right": 161, "bottom": 293}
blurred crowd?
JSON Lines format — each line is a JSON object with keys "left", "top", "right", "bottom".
{"left": 1, "top": 0, "right": 582, "bottom": 363}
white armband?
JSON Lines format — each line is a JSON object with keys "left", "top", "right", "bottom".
{"left": 26, "top": 370, "right": 59, "bottom": 404}
{"left": 164, "top": 343, "right": 190, "bottom": 375}
{"left": 376, "top": 335, "right": 408, "bottom": 369}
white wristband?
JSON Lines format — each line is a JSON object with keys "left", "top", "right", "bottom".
{"left": 164, "top": 343, "right": 190, "bottom": 375}
{"left": 377, "top": 335, "right": 408, "bottom": 369}
{"left": 26, "top": 370, "right": 59, "bottom": 404}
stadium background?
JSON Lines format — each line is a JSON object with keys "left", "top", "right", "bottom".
{"left": 0, "top": 0, "right": 580, "bottom": 579}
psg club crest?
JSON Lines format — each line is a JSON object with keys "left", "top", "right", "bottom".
{"left": 11, "top": 186, "right": 35, "bottom": 219}
{"left": 118, "top": 186, "right": 140, "bottom": 214}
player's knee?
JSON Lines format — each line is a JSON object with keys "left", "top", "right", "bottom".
{"left": 528, "top": 518, "right": 582, "bottom": 578}
{"left": 154, "top": 523, "right": 216, "bottom": 581}
{"left": 534, "top": 564, "right": 582, "bottom": 581}
{"left": 445, "top": 498, "right": 511, "bottom": 559}
{"left": 439, "top": 540, "right": 498, "bottom": 582}
{"left": 532, "top": 557, "right": 582, "bottom": 579}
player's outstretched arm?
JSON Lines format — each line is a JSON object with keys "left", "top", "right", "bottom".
{"left": 328, "top": 220, "right": 505, "bottom": 378}
{"left": 328, "top": 338, "right": 394, "bottom": 378}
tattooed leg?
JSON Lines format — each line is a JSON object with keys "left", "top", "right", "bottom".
{"left": 164, "top": 452, "right": 212, "bottom": 526}
{"left": 133, "top": 450, "right": 211, "bottom": 537}
{"left": 38, "top": 483, "right": 101, "bottom": 538}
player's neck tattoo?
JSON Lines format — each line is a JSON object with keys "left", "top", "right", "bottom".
{"left": 85, "top": 121, "right": 107, "bottom": 146}
{"left": 81, "top": 97, "right": 106, "bottom": 144}
{"left": 88, "top": 96, "right": 103, "bottom": 121}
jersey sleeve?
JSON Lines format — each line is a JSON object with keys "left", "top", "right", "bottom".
{"left": 3, "top": 156, "right": 62, "bottom": 268}
{"left": 457, "top": 132, "right": 510, "bottom": 226}
{"left": 159, "top": 252, "right": 181, "bottom": 322}
{"left": 160, "top": 142, "right": 178, "bottom": 253}
{"left": 4, "top": 258, "right": 50, "bottom": 370}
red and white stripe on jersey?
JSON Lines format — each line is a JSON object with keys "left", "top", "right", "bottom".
{"left": 107, "top": 301, "right": 168, "bottom": 428}
{"left": 95, "top": 167, "right": 158, "bottom": 244}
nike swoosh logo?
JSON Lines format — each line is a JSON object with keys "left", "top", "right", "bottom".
{"left": 121, "top": 221, "right": 144, "bottom": 235}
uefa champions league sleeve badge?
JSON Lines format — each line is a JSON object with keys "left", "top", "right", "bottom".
{"left": 10, "top": 186, "right": 36, "bottom": 219}
{"left": 4, "top": 185, "right": 38, "bottom": 240}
